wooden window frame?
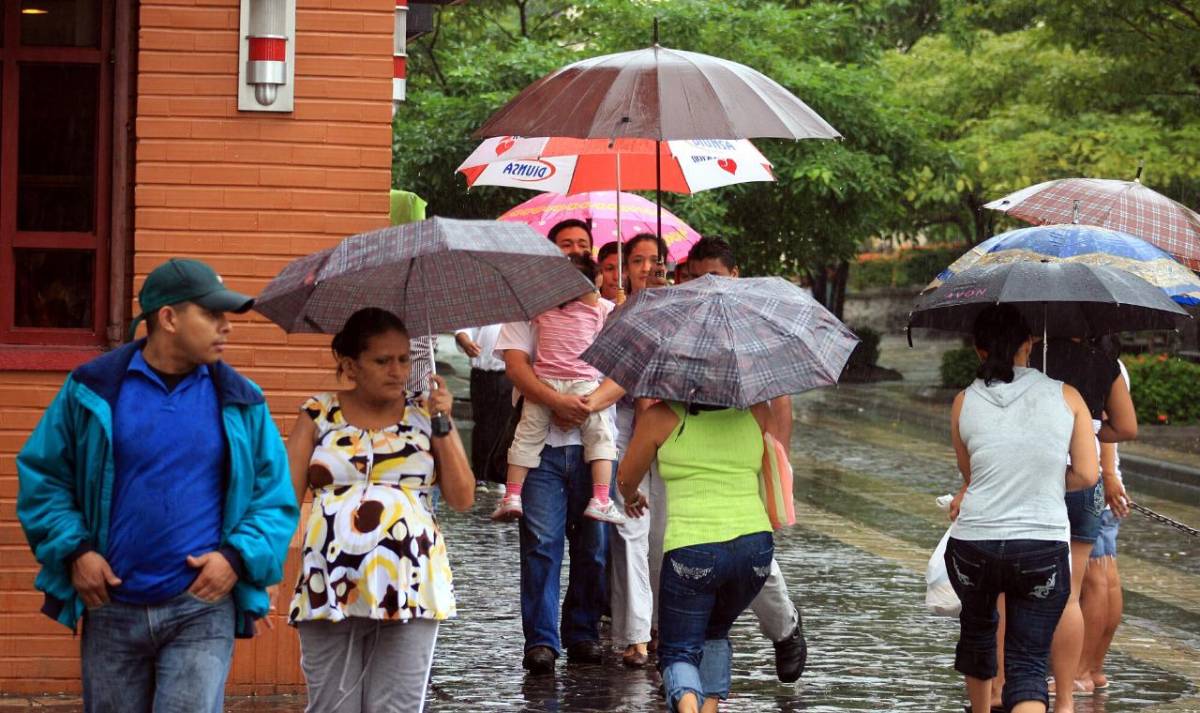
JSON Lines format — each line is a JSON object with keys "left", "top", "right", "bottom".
{"left": 0, "top": 0, "right": 133, "bottom": 370}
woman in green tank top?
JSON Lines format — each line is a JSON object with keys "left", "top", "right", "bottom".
{"left": 618, "top": 400, "right": 777, "bottom": 713}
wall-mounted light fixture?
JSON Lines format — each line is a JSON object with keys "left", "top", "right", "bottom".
{"left": 238, "top": 0, "right": 296, "bottom": 112}
{"left": 393, "top": 0, "right": 408, "bottom": 114}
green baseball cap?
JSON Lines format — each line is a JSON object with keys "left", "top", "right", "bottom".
{"left": 130, "top": 259, "right": 254, "bottom": 340}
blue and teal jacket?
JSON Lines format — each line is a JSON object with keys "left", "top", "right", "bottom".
{"left": 16, "top": 340, "right": 298, "bottom": 638}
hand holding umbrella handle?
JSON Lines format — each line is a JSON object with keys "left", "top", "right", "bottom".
{"left": 427, "top": 374, "right": 453, "bottom": 437}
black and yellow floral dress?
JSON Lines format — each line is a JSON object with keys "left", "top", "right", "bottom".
{"left": 288, "top": 391, "right": 456, "bottom": 625}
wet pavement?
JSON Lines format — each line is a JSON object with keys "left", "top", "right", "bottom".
{"left": 6, "top": 336, "right": 1196, "bottom": 711}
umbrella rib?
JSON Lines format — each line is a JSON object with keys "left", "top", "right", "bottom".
{"left": 466, "top": 251, "right": 539, "bottom": 325}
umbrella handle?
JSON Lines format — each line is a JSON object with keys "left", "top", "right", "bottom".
{"left": 422, "top": 270, "right": 453, "bottom": 438}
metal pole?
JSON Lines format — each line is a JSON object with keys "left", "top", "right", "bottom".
{"left": 656, "top": 139, "right": 662, "bottom": 240}
{"left": 617, "top": 151, "right": 624, "bottom": 301}
{"left": 422, "top": 265, "right": 450, "bottom": 436}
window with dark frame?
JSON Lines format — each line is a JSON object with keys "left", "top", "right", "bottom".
{"left": 0, "top": 0, "right": 112, "bottom": 348}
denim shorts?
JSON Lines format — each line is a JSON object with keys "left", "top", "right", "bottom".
{"left": 1090, "top": 509, "right": 1120, "bottom": 558}
{"left": 1065, "top": 481, "right": 1105, "bottom": 544}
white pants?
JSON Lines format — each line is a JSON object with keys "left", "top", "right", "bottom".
{"left": 609, "top": 404, "right": 653, "bottom": 648}
{"left": 298, "top": 618, "right": 439, "bottom": 713}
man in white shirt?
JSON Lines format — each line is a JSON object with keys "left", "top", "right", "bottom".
{"left": 497, "top": 221, "right": 625, "bottom": 675}
{"left": 455, "top": 324, "right": 512, "bottom": 487}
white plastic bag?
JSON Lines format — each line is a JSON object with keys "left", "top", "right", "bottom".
{"left": 925, "top": 528, "right": 961, "bottom": 617}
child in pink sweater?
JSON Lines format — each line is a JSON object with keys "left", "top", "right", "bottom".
{"left": 492, "top": 253, "right": 624, "bottom": 524}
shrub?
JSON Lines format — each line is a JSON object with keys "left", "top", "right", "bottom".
{"left": 940, "top": 347, "right": 979, "bottom": 389}
{"left": 1123, "top": 354, "right": 1200, "bottom": 425}
{"left": 847, "top": 326, "right": 882, "bottom": 369}
{"left": 850, "top": 244, "right": 967, "bottom": 291}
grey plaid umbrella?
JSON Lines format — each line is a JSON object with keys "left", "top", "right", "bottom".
{"left": 255, "top": 217, "right": 594, "bottom": 335}
{"left": 581, "top": 275, "right": 858, "bottom": 408}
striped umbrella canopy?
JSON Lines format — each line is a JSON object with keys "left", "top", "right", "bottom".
{"left": 255, "top": 217, "right": 593, "bottom": 335}
{"left": 499, "top": 191, "right": 701, "bottom": 264}
{"left": 457, "top": 136, "right": 773, "bottom": 195}
{"left": 581, "top": 275, "right": 858, "bottom": 408}
{"left": 984, "top": 177, "right": 1200, "bottom": 271}
{"left": 922, "top": 224, "right": 1200, "bottom": 306}
{"left": 473, "top": 44, "right": 840, "bottom": 142}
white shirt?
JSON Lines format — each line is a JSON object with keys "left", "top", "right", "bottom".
{"left": 455, "top": 324, "right": 506, "bottom": 372}
{"left": 495, "top": 316, "right": 619, "bottom": 449}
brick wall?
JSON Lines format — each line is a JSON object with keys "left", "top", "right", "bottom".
{"left": 0, "top": 0, "right": 395, "bottom": 696}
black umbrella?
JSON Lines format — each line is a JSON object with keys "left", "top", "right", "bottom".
{"left": 907, "top": 261, "right": 1188, "bottom": 340}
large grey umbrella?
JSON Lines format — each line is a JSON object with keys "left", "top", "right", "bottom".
{"left": 256, "top": 217, "right": 593, "bottom": 335}
{"left": 472, "top": 39, "right": 839, "bottom": 294}
{"left": 473, "top": 44, "right": 841, "bottom": 142}
{"left": 256, "top": 217, "right": 594, "bottom": 435}
{"left": 580, "top": 275, "right": 858, "bottom": 408}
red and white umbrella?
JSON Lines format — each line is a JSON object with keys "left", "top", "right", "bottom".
{"left": 456, "top": 136, "right": 774, "bottom": 195}
{"left": 985, "top": 176, "right": 1200, "bottom": 271}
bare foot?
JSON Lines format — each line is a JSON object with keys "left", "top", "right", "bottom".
{"left": 1092, "top": 673, "right": 1109, "bottom": 689}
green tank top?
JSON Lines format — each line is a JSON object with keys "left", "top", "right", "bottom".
{"left": 656, "top": 403, "right": 771, "bottom": 553}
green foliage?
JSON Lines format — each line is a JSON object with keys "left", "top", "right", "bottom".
{"left": 847, "top": 326, "right": 882, "bottom": 368}
{"left": 392, "top": 0, "right": 1200, "bottom": 313}
{"left": 394, "top": 0, "right": 938, "bottom": 311}
{"left": 883, "top": 25, "right": 1200, "bottom": 248}
{"left": 940, "top": 347, "right": 979, "bottom": 389}
{"left": 1123, "top": 354, "right": 1200, "bottom": 425}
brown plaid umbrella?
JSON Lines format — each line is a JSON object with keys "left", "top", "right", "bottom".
{"left": 255, "top": 217, "right": 593, "bottom": 335}
{"left": 985, "top": 177, "right": 1200, "bottom": 271}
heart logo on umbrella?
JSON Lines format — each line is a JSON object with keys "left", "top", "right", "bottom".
{"left": 717, "top": 158, "right": 738, "bottom": 174}
{"left": 495, "top": 137, "right": 516, "bottom": 155}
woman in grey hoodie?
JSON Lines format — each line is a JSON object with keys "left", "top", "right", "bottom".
{"left": 945, "top": 305, "right": 1098, "bottom": 713}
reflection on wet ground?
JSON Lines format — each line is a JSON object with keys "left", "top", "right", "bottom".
{"left": 143, "top": 336, "right": 1200, "bottom": 711}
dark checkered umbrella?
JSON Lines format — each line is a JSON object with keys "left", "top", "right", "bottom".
{"left": 984, "top": 177, "right": 1200, "bottom": 271}
{"left": 580, "top": 275, "right": 858, "bottom": 408}
{"left": 255, "top": 217, "right": 593, "bottom": 335}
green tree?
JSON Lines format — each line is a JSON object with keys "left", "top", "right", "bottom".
{"left": 395, "top": 0, "right": 939, "bottom": 317}
{"left": 884, "top": 26, "right": 1200, "bottom": 248}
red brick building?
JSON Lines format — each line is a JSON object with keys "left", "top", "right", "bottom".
{"left": 0, "top": 0, "right": 425, "bottom": 695}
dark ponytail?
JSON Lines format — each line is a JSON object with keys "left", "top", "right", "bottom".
{"left": 972, "top": 304, "right": 1031, "bottom": 386}
{"left": 331, "top": 308, "right": 408, "bottom": 377}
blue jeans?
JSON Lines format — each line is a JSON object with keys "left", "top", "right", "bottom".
{"left": 946, "top": 538, "right": 1071, "bottom": 711}
{"left": 657, "top": 532, "right": 774, "bottom": 711}
{"left": 82, "top": 591, "right": 235, "bottom": 713}
{"left": 518, "top": 444, "right": 608, "bottom": 655}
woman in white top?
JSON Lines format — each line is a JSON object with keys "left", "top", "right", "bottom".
{"left": 946, "top": 304, "right": 1098, "bottom": 713}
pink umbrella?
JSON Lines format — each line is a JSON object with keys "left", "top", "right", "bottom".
{"left": 498, "top": 191, "right": 701, "bottom": 264}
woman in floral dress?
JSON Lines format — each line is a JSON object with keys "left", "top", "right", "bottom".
{"left": 285, "top": 308, "right": 474, "bottom": 712}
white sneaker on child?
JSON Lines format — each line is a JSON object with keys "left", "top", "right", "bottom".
{"left": 583, "top": 497, "right": 626, "bottom": 524}
{"left": 491, "top": 494, "right": 523, "bottom": 522}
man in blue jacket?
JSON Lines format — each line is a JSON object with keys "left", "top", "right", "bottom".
{"left": 17, "top": 259, "right": 298, "bottom": 713}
